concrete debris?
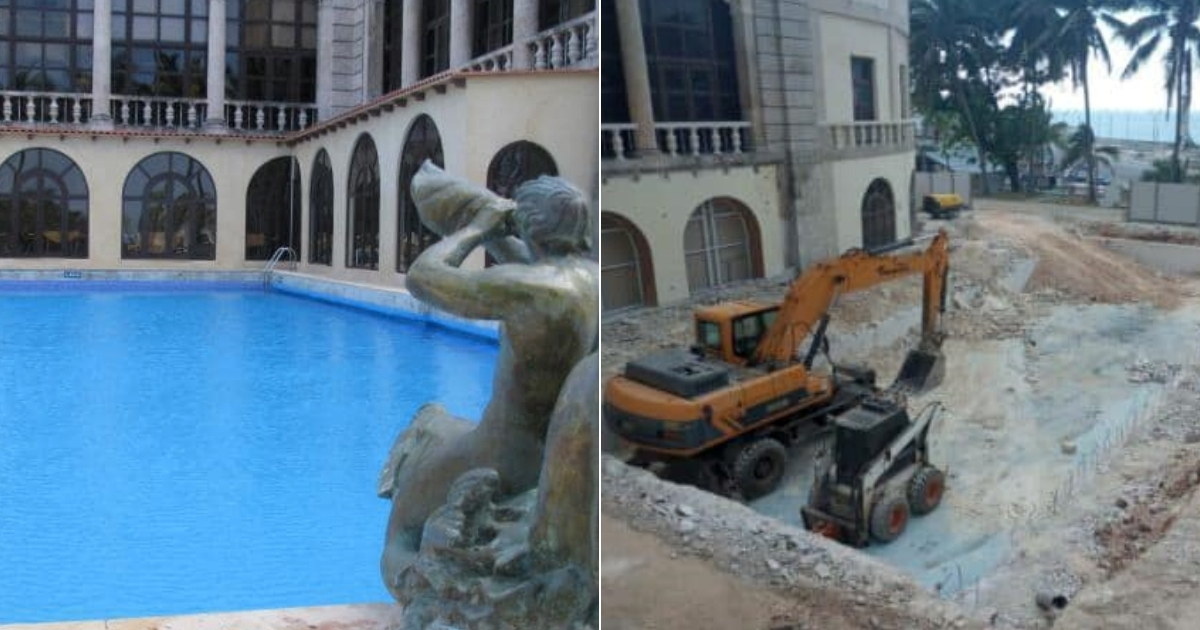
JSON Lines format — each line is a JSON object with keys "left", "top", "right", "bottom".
{"left": 603, "top": 206, "right": 1200, "bottom": 630}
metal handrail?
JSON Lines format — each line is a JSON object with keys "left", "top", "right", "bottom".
{"left": 263, "top": 246, "right": 298, "bottom": 289}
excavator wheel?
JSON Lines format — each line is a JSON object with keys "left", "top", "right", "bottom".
{"left": 907, "top": 466, "right": 946, "bottom": 515}
{"left": 869, "top": 493, "right": 910, "bottom": 543}
{"left": 731, "top": 437, "right": 787, "bottom": 500}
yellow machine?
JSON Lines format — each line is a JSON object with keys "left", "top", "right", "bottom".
{"left": 604, "top": 231, "right": 950, "bottom": 499}
{"left": 921, "top": 193, "right": 965, "bottom": 219}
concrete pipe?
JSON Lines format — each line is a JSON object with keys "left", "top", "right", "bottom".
{"left": 1035, "top": 591, "right": 1069, "bottom": 611}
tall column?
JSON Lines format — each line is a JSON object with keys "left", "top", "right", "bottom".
{"left": 363, "top": 0, "right": 385, "bottom": 100}
{"left": 512, "top": 0, "right": 539, "bottom": 70}
{"left": 316, "top": 0, "right": 336, "bottom": 120}
{"left": 401, "top": 1, "right": 422, "bottom": 87}
{"left": 450, "top": 0, "right": 473, "bottom": 68}
{"left": 204, "top": 0, "right": 227, "bottom": 129}
{"left": 90, "top": 0, "right": 113, "bottom": 127}
{"left": 614, "top": 0, "right": 657, "bottom": 154}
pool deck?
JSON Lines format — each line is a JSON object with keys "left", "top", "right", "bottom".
{"left": 0, "top": 604, "right": 402, "bottom": 630}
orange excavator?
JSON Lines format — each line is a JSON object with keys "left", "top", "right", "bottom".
{"left": 604, "top": 230, "right": 950, "bottom": 500}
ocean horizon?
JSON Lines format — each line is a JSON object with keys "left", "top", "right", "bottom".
{"left": 1054, "top": 109, "right": 1196, "bottom": 144}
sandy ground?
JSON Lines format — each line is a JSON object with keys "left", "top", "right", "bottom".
{"left": 602, "top": 201, "right": 1200, "bottom": 629}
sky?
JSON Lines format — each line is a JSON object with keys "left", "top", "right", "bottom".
{"left": 1038, "top": 11, "right": 1172, "bottom": 113}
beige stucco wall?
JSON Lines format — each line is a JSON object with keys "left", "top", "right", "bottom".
{"left": 0, "top": 71, "right": 598, "bottom": 286}
{"left": 0, "top": 135, "right": 291, "bottom": 271}
{"left": 288, "top": 71, "right": 597, "bottom": 288}
{"left": 600, "top": 164, "right": 782, "bottom": 305}
{"left": 829, "top": 152, "right": 913, "bottom": 252}
{"left": 816, "top": 12, "right": 900, "bottom": 124}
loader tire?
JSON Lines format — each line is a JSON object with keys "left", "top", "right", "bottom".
{"left": 869, "top": 493, "right": 909, "bottom": 544}
{"left": 732, "top": 437, "right": 787, "bottom": 500}
{"left": 907, "top": 466, "right": 946, "bottom": 515}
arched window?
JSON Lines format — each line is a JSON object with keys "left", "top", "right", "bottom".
{"left": 397, "top": 115, "right": 444, "bottom": 273}
{"left": 0, "top": 149, "right": 89, "bottom": 258}
{"left": 308, "top": 149, "right": 333, "bottom": 265}
{"left": 245, "top": 157, "right": 301, "bottom": 261}
{"left": 861, "top": 178, "right": 896, "bottom": 250}
{"left": 601, "top": 212, "right": 655, "bottom": 311}
{"left": 487, "top": 141, "right": 558, "bottom": 199}
{"left": 347, "top": 135, "right": 380, "bottom": 270}
{"left": 121, "top": 152, "right": 216, "bottom": 260}
{"left": 683, "top": 197, "right": 760, "bottom": 293}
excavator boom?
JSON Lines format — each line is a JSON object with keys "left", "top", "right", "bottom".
{"left": 753, "top": 231, "right": 950, "bottom": 392}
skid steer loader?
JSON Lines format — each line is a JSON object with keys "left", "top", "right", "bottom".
{"left": 801, "top": 398, "right": 945, "bottom": 546}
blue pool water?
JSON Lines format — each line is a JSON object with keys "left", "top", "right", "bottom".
{"left": 0, "top": 285, "right": 497, "bottom": 623}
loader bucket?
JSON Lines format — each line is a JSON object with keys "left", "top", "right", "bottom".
{"left": 894, "top": 348, "right": 945, "bottom": 393}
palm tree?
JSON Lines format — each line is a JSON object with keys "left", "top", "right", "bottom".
{"left": 1107, "top": 1, "right": 1200, "bottom": 182}
{"left": 1059, "top": 124, "right": 1121, "bottom": 179}
{"left": 911, "top": 0, "right": 1003, "bottom": 192}
{"left": 1014, "top": 0, "right": 1129, "bottom": 203}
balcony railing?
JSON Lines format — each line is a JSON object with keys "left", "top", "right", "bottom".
{"left": 463, "top": 10, "right": 597, "bottom": 73}
{"left": 111, "top": 96, "right": 208, "bottom": 129}
{"left": 601, "top": 121, "right": 753, "bottom": 160}
{"left": 225, "top": 100, "right": 318, "bottom": 133}
{"left": 1, "top": 90, "right": 316, "bottom": 134}
{"left": 531, "top": 13, "right": 596, "bottom": 70}
{"left": 1, "top": 92, "right": 93, "bottom": 125}
{"left": 824, "top": 120, "right": 916, "bottom": 152}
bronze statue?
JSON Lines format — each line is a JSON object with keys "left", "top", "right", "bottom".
{"left": 378, "top": 162, "right": 598, "bottom": 629}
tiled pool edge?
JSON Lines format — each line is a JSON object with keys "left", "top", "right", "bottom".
{"left": 0, "top": 269, "right": 500, "bottom": 341}
{"left": 0, "top": 603, "right": 401, "bottom": 630}
{"left": 269, "top": 272, "right": 500, "bottom": 340}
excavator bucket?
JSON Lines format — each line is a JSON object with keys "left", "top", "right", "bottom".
{"left": 894, "top": 347, "right": 946, "bottom": 393}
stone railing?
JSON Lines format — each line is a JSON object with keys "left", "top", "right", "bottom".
{"left": 111, "top": 96, "right": 209, "bottom": 129}
{"left": 462, "top": 10, "right": 597, "bottom": 74}
{"left": 0, "top": 91, "right": 316, "bottom": 134}
{"left": 530, "top": 12, "right": 596, "bottom": 70}
{"left": 225, "top": 100, "right": 319, "bottom": 133}
{"left": 601, "top": 121, "right": 753, "bottom": 160}
{"left": 0, "top": 92, "right": 93, "bottom": 125}
{"left": 824, "top": 120, "right": 916, "bottom": 152}
{"left": 465, "top": 44, "right": 517, "bottom": 72}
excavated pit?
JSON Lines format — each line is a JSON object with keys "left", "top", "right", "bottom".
{"left": 602, "top": 206, "right": 1200, "bottom": 629}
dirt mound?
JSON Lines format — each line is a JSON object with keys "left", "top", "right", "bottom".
{"left": 602, "top": 457, "right": 979, "bottom": 630}
{"left": 978, "top": 213, "right": 1181, "bottom": 308}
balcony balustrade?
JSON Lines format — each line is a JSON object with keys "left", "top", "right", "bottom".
{"left": 601, "top": 121, "right": 753, "bottom": 160}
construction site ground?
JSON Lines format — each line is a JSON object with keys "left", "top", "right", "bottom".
{"left": 601, "top": 198, "right": 1200, "bottom": 629}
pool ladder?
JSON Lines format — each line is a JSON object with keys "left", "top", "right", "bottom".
{"left": 263, "top": 246, "right": 298, "bottom": 289}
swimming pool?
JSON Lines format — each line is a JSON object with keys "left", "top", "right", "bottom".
{"left": 0, "top": 283, "right": 497, "bottom": 623}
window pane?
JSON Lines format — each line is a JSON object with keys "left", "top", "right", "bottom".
{"left": 160, "top": 16, "right": 185, "bottom": 40}
{"left": 15, "top": 10, "right": 40, "bottom": 37}
{"left": 44, "top": 12, "right": 70, "bottom": 38}
{"left": 161, "top": 0, "right": 185, "bottom": 15}
{"left": 132, "top": 15, "right": 155, "bottom": 38}
{"left": 76, "top": 14, "right": 93, "bottom": 38}
{"left": 43, "top": 44, "right": 69, "bottom": 68}
{"left": 271, "top": 24, "right": 295, "bottom": 47}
